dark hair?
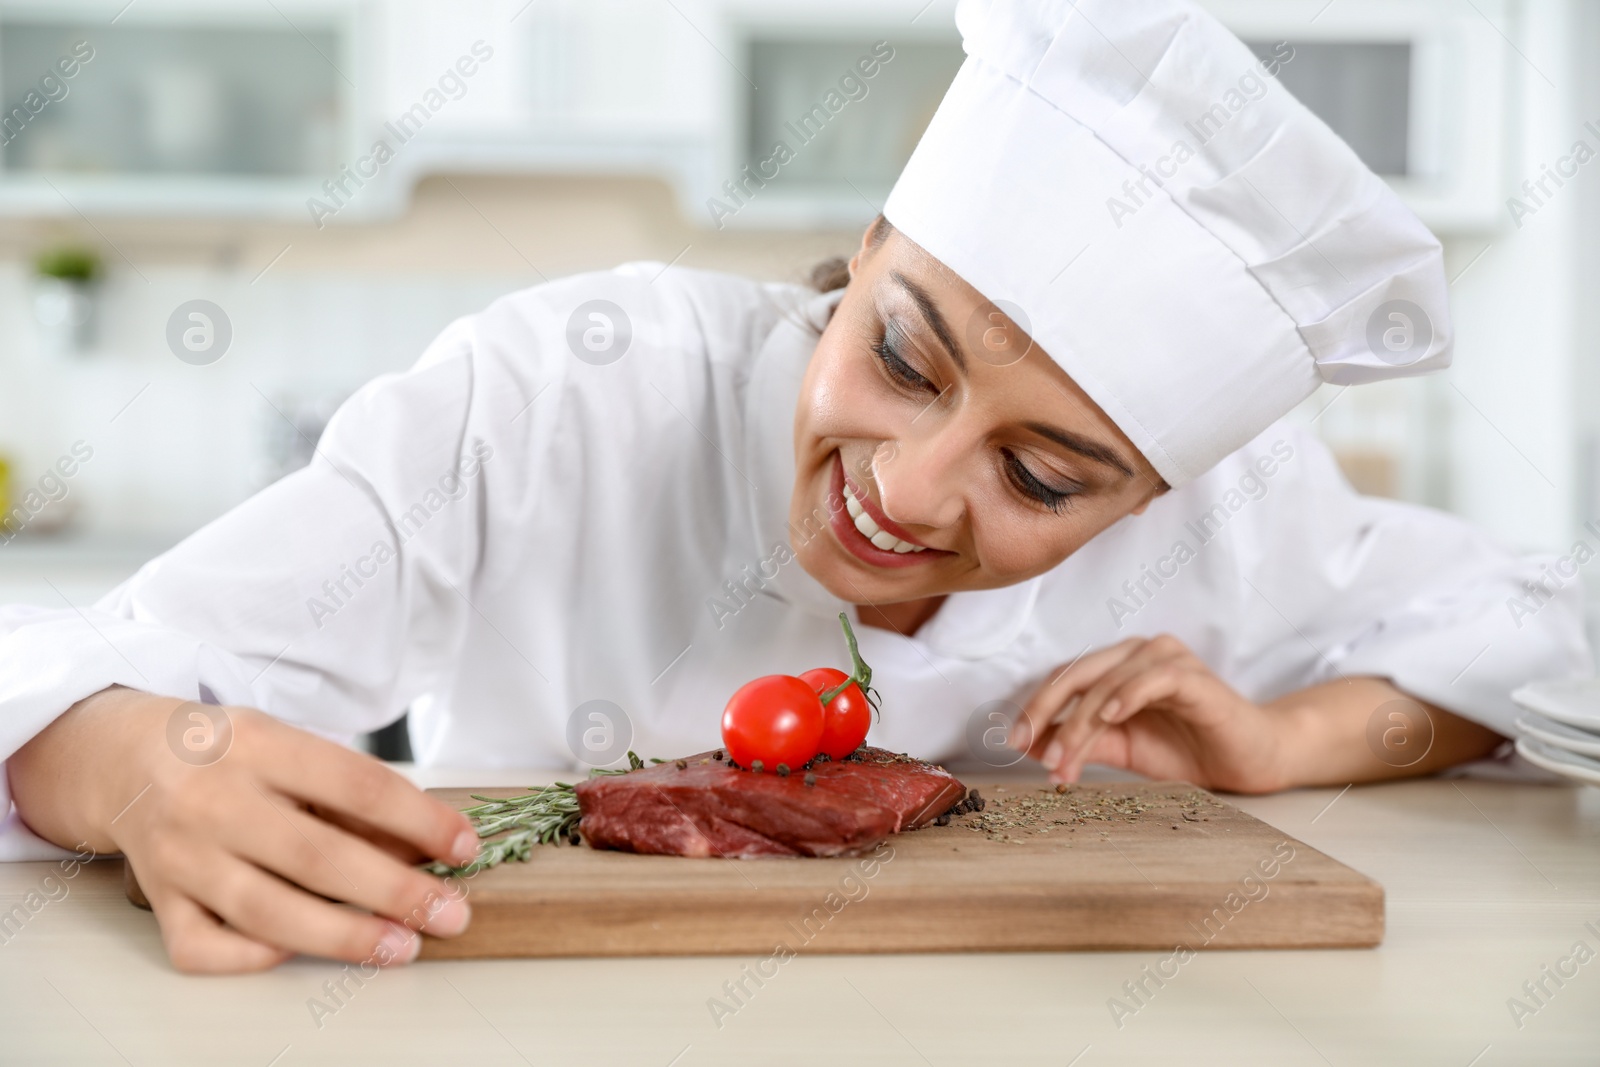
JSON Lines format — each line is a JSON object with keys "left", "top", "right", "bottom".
{"left": 810, "top": 215, "right": 894, "bottom": 292}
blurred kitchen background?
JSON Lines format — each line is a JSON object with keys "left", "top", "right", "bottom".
{"left": 1, "top": 0, "right": 1598, "bottom": 729}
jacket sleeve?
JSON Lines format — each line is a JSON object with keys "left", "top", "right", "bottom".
{"left": 1226, "top": 425, "right": 1592, "bottom": 748}
{"left": 0, "top": 314, "right": 519, "bottom": 860}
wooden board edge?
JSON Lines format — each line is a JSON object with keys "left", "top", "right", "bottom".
{"left": 419, "top": 881, "right": 1385, "bottom": 959}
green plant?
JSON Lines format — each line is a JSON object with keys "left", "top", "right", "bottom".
{"left": 33, "top": 245, "right": 101, "bottom": 283}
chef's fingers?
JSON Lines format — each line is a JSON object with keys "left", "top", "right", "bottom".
{"left": 1056, "top": 668, "right": 1193, "bottom": 783}
{"left": 148, "top": 885, "right": 292, "bottom": 975}
{"left": 241, "top": 712, "right": 477, "bottom": 867}
{"left": 1097, "top": 659, "right": 1217, "bottom": 727}
{"left": 1058, "top": 656, "right": 1236, "bottom": 783}
{"left": 308, "top": 803, "right": 429, "bottom": 864}
{"left": 1031, "top": 694, "right": 1081, "bottom": 768}
{"left": 191, "top": 853, "right": 424, "bottom": 967}
{"left": 1049, "top": 716, "right": 1114, "bottom": 784}
{"left": 238, "top": 788, "right": 471, "bottom": 939}
{"left": 1070, "top": 635, "right": 1193, "bottom": 729}
{"left": 1034, "top": 638, "right": 1188, "bottom": 769}
{"left": 1015, "top": 638, "right": 1145, "bottom": 754}
{"left": 1033, "top": 693, "right": 1101, "bottom": 770}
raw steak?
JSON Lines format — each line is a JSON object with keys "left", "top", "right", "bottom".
{"left": 573, "top": 747, "right": 969, "bottom": 858}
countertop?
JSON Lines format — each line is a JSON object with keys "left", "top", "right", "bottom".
{"left": 2, "top": 773, "right": 1598, "bottom": 1065}
{"left": 0, "top": 533, "right": 176, "bottom": 608}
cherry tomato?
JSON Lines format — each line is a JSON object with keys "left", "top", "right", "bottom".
{"left": 800, "top": 667, "right": 872, "bottom": 760}
{"left": 721, "top": 675, "right": 824, "bottom": 770}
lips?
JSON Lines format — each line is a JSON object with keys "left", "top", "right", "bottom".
{"left": 827, "top": 453, "right": 946, "bottom": 569}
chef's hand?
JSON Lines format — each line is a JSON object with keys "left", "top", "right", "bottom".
{"left": 1015, "top": 636, "right": 1507, "bottom": 793}
{"left": 9, "top": 686, "right": 480, "bottom": 974}
{"left": 1015, "top": 636, "right": 1290, "bottom": 794}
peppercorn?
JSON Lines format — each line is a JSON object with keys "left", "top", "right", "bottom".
{"left": 675, "top": 759, "right": 687, "bottom": 770}
{"left": 713, "top": 749, "right": 724, "bottom": 761}
{"left": 776, "top": 763, "right": 790, "bottom": 777}
{"left": 751, "top": 760, "right": 764, "bottom": 773}
{"left": 804, "top": 772, "right": 816, "bottom": 787}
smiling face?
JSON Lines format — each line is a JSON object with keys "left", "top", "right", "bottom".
{"left": 790, "top": 221, "right": 1166, "bottom": 607}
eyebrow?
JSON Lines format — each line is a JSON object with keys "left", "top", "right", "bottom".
{"left": 1024, "top": 422, "right": 1136, "bottom": 478}
{"left": 890, "top": 271, "right": 966, "bottom": 374}
{"left": 888, "top": 270, "right": 1135, "bottom": 480}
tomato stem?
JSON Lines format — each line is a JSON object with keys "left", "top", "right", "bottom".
{"left": 820, "top": 612, "right": 878, "bottom": 717}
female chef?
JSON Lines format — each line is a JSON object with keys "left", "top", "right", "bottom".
{"left": 2, "top": 0, "right": 1588, "bottom": 972}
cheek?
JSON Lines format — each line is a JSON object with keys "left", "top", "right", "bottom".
{"left": 799, "top": 341, "right": 883, "bottom": 440}
{"left": 970, "top": 499, "right": 1066, "bottom": 579}
{"left": 966, "top": 484, "right": 1111, "bottom": 583}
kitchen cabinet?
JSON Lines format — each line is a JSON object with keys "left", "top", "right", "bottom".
{"left": 0, "top": 0, "right": 1516, "bottom": 230}
{"left": 0, "top": 0, "right": 366, "bottom": 218}
{"left": 1205, "top": 0, "right": 1514, "bottom": 232}
{"left": 696, "top": 0, "right": 962, "bottom": 229}
{"left": 0, "top": 0, "right": 726, "bottom": 222}
{"left": 0, "top": 0, "right": 952, "bottom": 225}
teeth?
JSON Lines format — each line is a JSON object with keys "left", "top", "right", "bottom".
{"left": 842, "top": 482, "right": 927, "bottom": 554}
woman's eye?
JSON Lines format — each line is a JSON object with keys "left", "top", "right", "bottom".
{"left": 1003, "top": 448, "right": 1077, "bottom": 513}
{"left": 873, "top": 334, "right": 936, "bottom": 392}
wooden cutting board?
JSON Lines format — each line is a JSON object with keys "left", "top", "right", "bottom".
{"left": 121, "top": 780, "right": 1382, "bottom": 957}
{"left": 415, "top": 780, "right": 1381, "bottom": 958}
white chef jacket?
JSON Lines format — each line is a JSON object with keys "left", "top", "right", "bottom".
{"left": 0, "top": 264, "right": 1589, "bottom": 860}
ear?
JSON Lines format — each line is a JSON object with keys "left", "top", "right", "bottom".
{"left": 846, "top": 218, "right": 880, "bottom": 279}
{"left": 1128, "top": 481, "right": 1168, "bottom": 516}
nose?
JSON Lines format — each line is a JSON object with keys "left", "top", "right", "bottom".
{"left": 872, "top": 433, "right": 967, "bottom": 533}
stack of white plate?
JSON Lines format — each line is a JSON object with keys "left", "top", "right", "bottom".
{"left": 1512, "top": 679, "right": 1600, "bottom": 786}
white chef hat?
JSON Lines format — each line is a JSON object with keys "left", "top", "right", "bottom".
{"left": 883, "top": 0, "right": 1451, "bottom": 488}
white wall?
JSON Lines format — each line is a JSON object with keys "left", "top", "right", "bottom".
{"left": 0, "top": 173, "right": 863, "bottom": 547}
{"left": 0, "top": 262, "right": 520, "bottom": 539}
{"left": 1442, "top": 0, "right": 1580, "bottom": 554}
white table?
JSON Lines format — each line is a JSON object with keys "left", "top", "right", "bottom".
{"left": 2, "top": 772, "right": 1598, "bottom": 1066}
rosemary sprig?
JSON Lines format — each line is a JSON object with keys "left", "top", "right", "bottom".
{"left": 423, "top": 753, "right": 640, "bottom": 877}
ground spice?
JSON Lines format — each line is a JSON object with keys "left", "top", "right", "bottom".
{"left": 956, "top": 786, "right": 1225, "bottom": 843}
{"left": 861, "top": 750, "right": 922, "bottom": 766}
